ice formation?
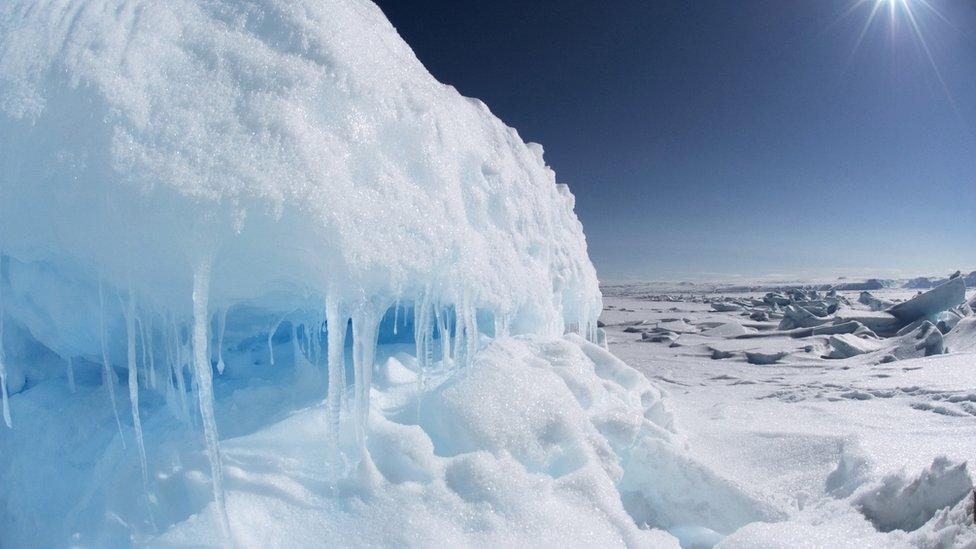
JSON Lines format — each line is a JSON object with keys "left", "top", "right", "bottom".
{"left": 0, "top": 0, "right": 601, "bottom": 437}
{"left": 0, "top": 0, "right": 643, "bottom": 544}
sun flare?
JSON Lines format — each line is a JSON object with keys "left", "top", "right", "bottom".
{"left": 844, "top": 0, "right": 957, "bottom": 108}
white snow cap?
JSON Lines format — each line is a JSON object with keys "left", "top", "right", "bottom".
{"left": 0, "top": 0, "right": 601, "bottom": 356}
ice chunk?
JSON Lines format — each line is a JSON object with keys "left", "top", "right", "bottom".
{"left": 749, "top": 310, "right": 768, "bottom": 321}
{"left": 763, "top": 292, "right": 791, "bottom": 306}
{"left": 854, "top": 457, "right": 972, "bottom": 533}
{"left": 887, "top": 278, "right": 965, "bottom": 323}
{"left": 825, "top": 334, "right": 882, "bottom": 359}
{"left": 702, "top": 322, "right": 750, "bottom": 338}
{"left": 904, "top": 277, "right": 936, "bottom": 289}
{"left": 641, "top": 331, "right": 678, "bottom": 344}
{"left": 777, "top": 305, "right": 831, "bottom": 330}
{"left": 934, "top": 310, "right": 962, "bottom": 334}
{"left": 832, "top": 279, "right": 888, "bottom": 291}
{"left": 834, "top": 310, "right": 902, "bottom": 337}
{"left": 857, "top": 291, "right": 892, "bottom": 312}
{"left": 876, "top": 321, "right": 944, "bottom": 363}
{"left": 944, "top": 316, "right": 976, "bottom": 353}
{"left": 908, "top": 473, "right": 976, "bottom": 547}
{"left": 744, "top": 351, "right": 788, "bottom": 365}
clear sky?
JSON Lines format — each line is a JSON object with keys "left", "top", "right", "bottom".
{"left": 374, "top": 0, "right": 976, "bottom": 282}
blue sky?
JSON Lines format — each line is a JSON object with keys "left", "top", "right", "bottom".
{"left": 375, "top": 0, "right": 976, "bottom": 281}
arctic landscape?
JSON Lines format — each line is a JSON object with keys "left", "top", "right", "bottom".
{"left": 1, "top": 0, "right": 975, "bottom": 547}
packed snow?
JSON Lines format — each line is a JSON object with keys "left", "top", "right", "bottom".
{"left": 602, "top": 276, "right": 976, "bottom": 547}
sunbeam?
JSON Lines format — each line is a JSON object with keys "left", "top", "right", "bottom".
{"left": 838, "top": 0, "right": 962, "bottom": 118}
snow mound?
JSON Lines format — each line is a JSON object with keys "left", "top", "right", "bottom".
{"left": 153, "top": 335, "right": 694, "bottom": 547}
{"left": 854, "top": 457, "right": 972, "bottom": 533}
{"left": 721, "top": 456, "right": 975, "bottom": 549}
{"left": 908, "top": 479, "right": 976, "bottom": 548}
{"left": 945, "top": 316, "right": 976, "bottom": 353}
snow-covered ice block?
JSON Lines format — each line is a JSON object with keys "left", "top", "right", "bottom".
{"left": 745, "top": 351, "right": 788, "bottom": 365}
{"left": 777, "top": 305, "right": 830, "bottom": 330}
{"left": 945, "top": 316, "right": 976, "bottom": 353}
{"left": 887, "top": 278, "right": 965, "bottom": 323}
{"left": 702, "top": 322, "right": 750, "bottom": 338}
{"left": 835, "top": 309, "right": 902, "bottom": 337}
{"left": 858, "top": 291, "right": 892, "bottom": 312}
{"left": 826, "top": 334, "right": 882, "bottom": 359}
{"left": 642, "top": 331, "right": 678, "bottom": 344}
{"left": 876, "top": 321, "right": 944, "bottom": 363}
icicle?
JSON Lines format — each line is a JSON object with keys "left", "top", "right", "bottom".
{"left": 0, "top": 264, "right": 10, "bottom": 428}
{"left": 267, "top": 311, "right": 288, "bottom": 367}
{"left": 300, "top": 321, "right": 310, "bottom": 365}
{"left": 452, "top": 305, "right": 463, "bottom": 364}
{"left": 216, "top": 308, "right": 227, "bottom": 375}
{"left": 464, "top": 297, "right": 479, "bottom": 365}
{"left": 325, "top": 295, "right": 348, "bottom": 445}
{"left": 351, "top": 304, "right": 380, "bottom": 450}
{"left": 123, "top": 289, "right": 154, "bottom": 528}
{"left": 136, "top": 314, "right": 149, "bottom": 389}
{"left": 414, "top": 288, "right": 435, "bottom": 421}
{"left": 0, "top": 370, "right": 9, "bottom": 429}
{"left": 413, "top": 289, "right": 434, "bottom": 373}
{"left": 67, "top": 356, "right": 76, "bottom": 394}
{"left": 99, "top": 281, "right": 126, "bottom": 448}
{"left": 191, "top": 258, "right": 230, "bottom": 540}
{"left": 146, "top": 315, "right": 157, "bottom": 390}
{"left": 296, "top": 323, "right": 307, "bottom": 360}
{"left": 162, "top": 319, "right": 180, "bottom": 418}
{"left": 392, "top": 298, "right": 399, "bottom": 336}
{"left": 172, "top": 319, "right": 189, "bottom": 423}
{"left": 291, "top": 321, "right": 300, "bottom": 362}
{"left": 310, "top": 320, "right": 322, "bottom": 367}
{"left": 291, "top": 320, "right": 315, "bottom": 380}
{"left": 493, "top": 311, "right": 509, "bottom": 340}
{"left": 434, "top": 304, "right": 451, "bottom": 368}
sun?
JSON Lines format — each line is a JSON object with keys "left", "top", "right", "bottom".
{"left": 841, "top": 0, "right": 956, "bottom": 108}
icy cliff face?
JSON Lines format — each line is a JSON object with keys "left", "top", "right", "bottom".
{"left": 0, "top": 0, "right": 601, "bottom": 540}
{"left": 0, "top": 0, "right": 600, "bottom": 414}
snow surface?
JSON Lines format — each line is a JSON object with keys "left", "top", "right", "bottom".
{"left": 602, "top": 285, "right": 976, "bottom": 548}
